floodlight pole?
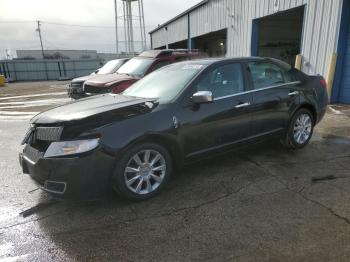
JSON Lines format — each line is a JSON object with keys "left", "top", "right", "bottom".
{"left": 114, "top": 0, "right": 119, "bottom": 54}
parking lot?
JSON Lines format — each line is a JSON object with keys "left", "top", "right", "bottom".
{"left": 0, "top": 81, "right": 350, "bottom": 261}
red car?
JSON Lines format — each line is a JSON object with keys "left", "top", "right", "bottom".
{"left": 82, "top": 49, "right": 206, "bottom": 96}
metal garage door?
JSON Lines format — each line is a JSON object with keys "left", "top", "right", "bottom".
{"left": 335, "top": 0, "right": 350, "bottom": 104}
{"left": 339, "top": 21, "right": 350, "bottom": 103}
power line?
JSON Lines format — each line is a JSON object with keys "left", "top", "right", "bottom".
{"left": 0, "top": 20, "right": 155, "bottom": 29}
{"left": 0, "top": 20, "right": 36, "bottom": 24}
{"left": 41, "top": 21, "right": 114, "bottom": 28}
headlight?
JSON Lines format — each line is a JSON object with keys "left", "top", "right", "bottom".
{"left": 44, "top": 138, "right": 100, "bottom": 158}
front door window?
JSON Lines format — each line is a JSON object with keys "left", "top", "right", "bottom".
{"left": 196, "top": 63, "right": 244, "bottom": 99}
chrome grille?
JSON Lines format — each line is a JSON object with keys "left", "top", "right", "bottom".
{"left": 71, "top": 81, "right": 83, "bottom": 88}
{"left": 84, "top": 84, "right": 108, "bottom": 94}
{"left": 35, "top": 127, "right": 63, "bottom": 141}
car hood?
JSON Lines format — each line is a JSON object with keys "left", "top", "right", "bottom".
{"left": 85, "top": 73, "right": 137, "bottom": 86}
{"left": 71, "top": 75, "right": 95, "bottom": 83}
{"left": 31, "top": 94, "right": 157, "bottom": 125}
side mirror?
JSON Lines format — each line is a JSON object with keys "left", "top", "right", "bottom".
{"left": 192, "top": 91, "right": 213, "bottom": 104}
{"left": 91, "top": 69, "right": 99, "bottom": 76}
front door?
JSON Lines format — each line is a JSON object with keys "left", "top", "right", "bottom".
{"left": 179, "top": 62, "right": 253, "bottom": 157}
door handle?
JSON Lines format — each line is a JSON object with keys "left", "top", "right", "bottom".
{"left": 288, "top": 91, "right": 300, "bottom": 96}
{"left": 235, "top": 102, "right": 250, "bottom": 109}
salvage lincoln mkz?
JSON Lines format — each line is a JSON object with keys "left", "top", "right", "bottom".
{"left": 19, "top": 58, "right": 328, "bottom": 200}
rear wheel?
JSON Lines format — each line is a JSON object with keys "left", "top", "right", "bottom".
{"left": 281, "top": 108, "right": 314, "bottom": 149}
{"left": 112, "top": 142, "right": 172, "bottom": 201}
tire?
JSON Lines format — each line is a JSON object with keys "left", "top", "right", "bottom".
{"left": 281, "top": 108, "right": 314, "bottom": 149}
{"left": 112, "top": 142, "right": 172, "bottom": 201}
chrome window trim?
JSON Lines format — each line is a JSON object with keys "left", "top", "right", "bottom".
{"left": 213, "top": 81, "right": 301, "bottom": 101}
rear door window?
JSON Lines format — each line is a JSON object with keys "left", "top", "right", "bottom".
{"left": 248, "top": 62, "right": 294, "bottom": 90}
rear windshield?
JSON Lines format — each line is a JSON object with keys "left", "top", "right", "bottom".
{"left": 117, "top": 57, "right": 154, "bottom": 77}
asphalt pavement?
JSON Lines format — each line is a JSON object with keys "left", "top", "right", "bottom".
{"left": 1, "top": 82, "right": 350, "bottom": 261}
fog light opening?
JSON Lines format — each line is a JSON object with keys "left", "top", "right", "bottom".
{"left": 43, "top": 181, "right": 67, "bottom": 194}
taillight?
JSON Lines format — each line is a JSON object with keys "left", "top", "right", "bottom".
{"left": 319, "top": 78, "right": 327, "bottom": 89}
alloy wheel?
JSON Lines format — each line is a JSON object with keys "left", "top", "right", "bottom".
{"left": 293, "top": 113, "right": 312, "bottom": 145}
{"left": 124, "top": 150, "right": 166, "bottom": 195}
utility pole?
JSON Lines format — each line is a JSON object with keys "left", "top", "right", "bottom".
{"left": 5, "top": 49, "right": 10, "bottom": 60}
{"left": 114, "top": 0, "right": 119, "bottom": 54}
{"left": 36, "top": 20, "right": 48, "bottom": 80}
{"left": 36, "top": 20, "right": 45, "bottom": 59}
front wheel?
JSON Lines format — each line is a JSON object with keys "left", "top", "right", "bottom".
{"left": 112, "top": 142, "right": 172, "bottom": 201}
{"left": 281, "top": 108, "right": 314, "bottom": 149}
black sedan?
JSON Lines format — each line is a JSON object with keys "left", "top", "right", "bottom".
{"left": 19, "top": 58, "right": 328, "bottom": 200}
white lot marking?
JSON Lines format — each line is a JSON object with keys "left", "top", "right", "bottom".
{"left": 0, "top": 115, "right": 34, "bottom": 120}
{"left": 0, "top": 111, "right": 39, "bottom": 115}
{"left": 0, "top": 90, "right": 70, "bottom": 121}
{"left": 329, "top": 106, "right": 345, "bottom": 115}
{"left": 0, "top": 111, "right": 39, "bottom": 121}
{"left": 0, "top": 92, "right": 67, "bottom": 101}
{"left": 0, "top": 104, "right": 57, "bottom": 109}
{"left": 0, "top": 98, "right": 71, "bottom": 106}
{"left": 0, "top": 243, "right": 13, "bottom": 257}
{"left": 0, "top": 254, "right": 30, "bottom": 262}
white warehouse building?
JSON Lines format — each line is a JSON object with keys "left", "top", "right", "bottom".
{"left": 149, "top": 0, "right": 350, "bottom": 104}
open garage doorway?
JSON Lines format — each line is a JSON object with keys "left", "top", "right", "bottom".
{"left": 252, "top": 6, "right": 305, "bottom": 65}
{"left": 169, "top": 40, "right": 188, "bottom": 49}
{"left": 192, "top": 29, "right": 227, "bottom": 57}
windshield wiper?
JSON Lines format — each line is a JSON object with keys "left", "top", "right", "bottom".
{"left": 119, "top": 73, "right": 136, "bottom": 77}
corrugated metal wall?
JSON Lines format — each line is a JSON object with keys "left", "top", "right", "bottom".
{"left": 150, "top": 0, "right": 344, "bottom": 78}
{"left": 152, "top": 16, "right": 189, "bottom": 48}
{"left": 0, "top": 59, "right": 102, "bottom": 81}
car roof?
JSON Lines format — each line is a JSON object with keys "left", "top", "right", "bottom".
{"left": 106, "top": 58, "right": 129, "bottom": 63}
{"left": 139, "top": 49, "right": 204, "bottom": 59}
{"left": 181, "top": 57, "right": 290, "bottom": 68}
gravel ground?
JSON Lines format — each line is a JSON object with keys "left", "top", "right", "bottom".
{"left": 0, "top": 81, "right": 350, "bottom": 261}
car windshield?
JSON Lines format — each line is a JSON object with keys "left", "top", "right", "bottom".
{"left": 123, "top": 63, "right": 205, "bottom": 103}
{"left": 117, "top": 57, "right": 154, "bottom": 77}
{"left": 98, "top": 60, "right": 123, "bottom": 74}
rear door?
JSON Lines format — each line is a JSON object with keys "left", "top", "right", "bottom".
{"left": 246, "top": 61, "right": 301, "bottom": 136}
{"left": 180, "top": 62, "right": 253, "bottom": 157}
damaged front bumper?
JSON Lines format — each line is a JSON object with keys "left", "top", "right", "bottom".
{"left": 67, "top": 82, "right": 87, "bottom": 99}
{"left": 19, "top": 145, "right": 115, "bottom": 199}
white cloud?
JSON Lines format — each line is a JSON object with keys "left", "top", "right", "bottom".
{"left": 0, "top": 0, "right": 202, "bottom": 57}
